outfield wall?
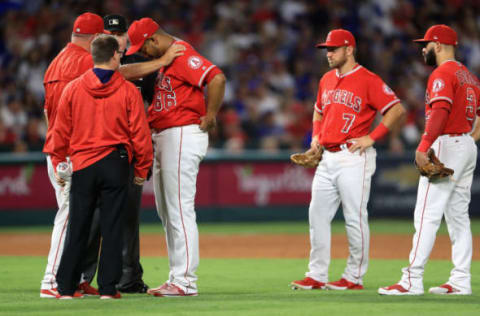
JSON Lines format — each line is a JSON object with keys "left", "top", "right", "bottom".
{"left": 1, "top": 150, "right": 480, "bottom": 225}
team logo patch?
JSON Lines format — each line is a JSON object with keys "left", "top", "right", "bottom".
{"left": 383, "top": 84, "right": 394, "bottom": 95}
{"left": 432, "top": 79, "right": 445, "bottom": 93}
{"left": 188, "top": 56, "right": 203, "bottom": 69}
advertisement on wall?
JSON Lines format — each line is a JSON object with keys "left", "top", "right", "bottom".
{"left": 2, "top": 157, "right": 480, "bottom": 216}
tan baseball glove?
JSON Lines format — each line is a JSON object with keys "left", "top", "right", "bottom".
{"left": 416, "top": 148, "right": 454, "bottom": 181}
{"left": 290, "top": 148, "right": 323, "bottom": 168}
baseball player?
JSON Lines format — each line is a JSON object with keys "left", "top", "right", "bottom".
{"left": 40, "top": 12, "right": 185, "bottom": 298}
{"left": 40, "top": 12, "right": 105, "bottom": 298}
{"left": 125, "top": 17, "right": 226, "bottom": 297}
{"left": 290, "top": 29, "right": 406, "bottom": 291}
{"left": 379, "top": 25, "right": 479, "bottom": 296}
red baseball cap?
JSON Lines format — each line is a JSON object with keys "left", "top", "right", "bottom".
{"left": 126, "top": 18, "right": 159, "bottom": 56}
{"left": 73, "top": 12, "right": 104, "bottom": 35}
{"left": 413, "top": 24, "right": 458, "bottom": 46}
{"left": 316, "top": 29, "right": 356, "bottom": 48}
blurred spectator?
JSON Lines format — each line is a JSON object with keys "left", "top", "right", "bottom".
{"left": 1, "top": 0, "right": 480, "bottom": 153}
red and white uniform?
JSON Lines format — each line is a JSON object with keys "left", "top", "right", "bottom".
{"left": 306, "top": 65, "right": 399, "bottom": 285}
{"left": 397, "top": 60, "right": 480, "bottom": 294}
{"left": 148, "top": 40, "right": 221, "bottom": 131}
{"left": 40, "top": 43, "right": 93, "bottom": 293}
{"left": 315, "top": 65, "right": 399, "bottom": 148}
{"left": 150, "top": 39, "right": 222, "bottom": 295}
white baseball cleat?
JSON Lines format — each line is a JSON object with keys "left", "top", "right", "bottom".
{"left": 428, "top": 284, "right": 471, "bottom": 295}
{"left": 378, "top": 284, "right": 423, "bottom": 296}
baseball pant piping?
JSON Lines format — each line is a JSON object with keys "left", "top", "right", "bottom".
{"left": 152, "top": 125, "right": 208, "bottom": 294}
{"left": 400, "top": 135, "right": 476, "bottom": 293}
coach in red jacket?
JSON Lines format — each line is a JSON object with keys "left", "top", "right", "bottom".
{"left": 50, "top": 34, "right": 153, "bottom": 299}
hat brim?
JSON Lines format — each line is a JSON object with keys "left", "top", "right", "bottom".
{"left": 413, "top": 38, "right": 429, "bottom": 43}
{"left": 104, "top": 28, "right": 127, "bottom": 34}
{"left": 125, "top": 41, "right": 144, "bottom": 56}
{"left": 315, "top": 42, "right": 339, "bottom": 48}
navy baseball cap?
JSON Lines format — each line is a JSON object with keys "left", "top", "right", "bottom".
{"left": 104, "top": 14, "right": 127, "bottom": 33}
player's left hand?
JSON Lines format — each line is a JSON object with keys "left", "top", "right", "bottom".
{"left": 348, "top": 135, "right": 374, "bottom": 154}
{"left": 415, "top": 150, "right": 430, "bottom": 169}
{"left": 134, "top": 177, "right": 146, "bottom": 186}
{"left": 199, "top": 113, "right": 217, "bottom": 132}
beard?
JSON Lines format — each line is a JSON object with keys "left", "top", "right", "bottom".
{"left": 328, "top": 56, "right": 347, "bottom": 69}
{"left": 424, "top": 48, "right": 437, "bottom": 66}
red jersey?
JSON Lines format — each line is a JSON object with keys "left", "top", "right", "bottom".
{"left": 50, "top": 70, "right": 153, "bottom": 178}
{"left": 43, "top": 43, "right": 93, "bottom": 154}
{"left": 424, "top": 60, "right": 480, "bottom": 134}
{"left": 148, "top": 39, "right": 221, "bottom": 130}
{"left": 314, "top": 65, "right": 400, "bottom": 148}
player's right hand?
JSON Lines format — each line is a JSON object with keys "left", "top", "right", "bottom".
{"left": 159, "top": 44, "right": 186, "bottom": 66}
{"left": 54, "top": 172, "right": 66, "bottom": 187}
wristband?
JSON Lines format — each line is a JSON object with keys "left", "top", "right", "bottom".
{"left": 417, "top": 136, "right": 433, "bottom": 153}
{"left": 369, "top": 122, "right": 389, "bottom": 141}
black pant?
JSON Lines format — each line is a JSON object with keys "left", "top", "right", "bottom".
{"left": 117, "top": 170, "right": 145, "bottom": 289}
{"left": 57, "top": 150, "right": 129, "bottom": 295}
{"left": 82, "top": 165, "right": 145, "bottom": 289}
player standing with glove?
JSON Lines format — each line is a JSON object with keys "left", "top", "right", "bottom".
{"left": 290, "top": 29, "right": 406, "bottom": 291}
{"left": 379, "top": 25, "right": 480, "bottom": 296}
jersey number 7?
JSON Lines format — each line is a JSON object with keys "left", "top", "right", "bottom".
{"left": 342, "top": 113, "right": 356, "bottom": 133}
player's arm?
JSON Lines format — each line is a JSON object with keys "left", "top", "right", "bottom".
{"left": 415, "top": 101, "right": 450, "bottom": 167}
{"left": 200, "top": 72, "right": 226, "bottom": 132}
{"left": 44, "top": 109, "right": 49, "bottom": 128}
{"left": 311, "top": 110, "right": 323, "bottom": 154}
{"left": 50, "top": 88, "right": 73, "bottom": 186}
{"left": 349, "top": 102, "right": 406, "bottom": 154}
{"left": 119, "top": 44, "right": 186, "bottom": 81}
{"left": 471, "top": 116, "right": 480, "bottom": 142}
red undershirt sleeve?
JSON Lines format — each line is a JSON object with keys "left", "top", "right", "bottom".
{"left": 417, "top": 101, "right": 450, "bottom": 152}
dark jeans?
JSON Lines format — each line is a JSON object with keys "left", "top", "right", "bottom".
{"left": 57, "top": 150, "right": 129, "bottom": 295}
{"left": 117, "top": 174, "right": 145, "bottom": 289}
{"left": 80, "top": 165, "right": 145, "bottom": 289}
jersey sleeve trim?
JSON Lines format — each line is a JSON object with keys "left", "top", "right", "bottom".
{"left": 429, "top": 96, "right": 453, "bottom": 105}
{"left": 198, "top": 65, "right": 216, "bottom": 88}
{"left": 314, "top": 102, "right": 322, "bottom": 113}
{"left": 380, "top": 99, "right": 400, "bottom": 114}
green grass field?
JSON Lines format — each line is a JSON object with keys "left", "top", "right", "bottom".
{"left": 0, "top": 220, "right": 479, "bottom": 316}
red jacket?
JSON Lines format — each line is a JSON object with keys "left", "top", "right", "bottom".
{"left": 43, "top": 43, "right": 93, "bottom": 154}
{"left": 50, "top": 69, "right": 153, "bottom": 178}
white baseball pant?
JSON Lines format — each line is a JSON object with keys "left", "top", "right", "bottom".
{"left": 152, "top": 124, "right": 208, "bottom": 295}
{"left": 41, "top": 155, "right": 71, "bottom": 290}
{"left": 398, "top": 134, "right": 477, "bottom": 294}
{"left": 306, "top": 146, "right": 376, "bottom": 285}
{"left": 41, "top": 156, "right": 91, "bottom": 290}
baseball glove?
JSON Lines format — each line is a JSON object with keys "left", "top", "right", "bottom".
{"left": 416, "top": 148, "right": 454, "bottom": 181}
{"left": 290, "top": 148, "right": 322, "bottom": 168}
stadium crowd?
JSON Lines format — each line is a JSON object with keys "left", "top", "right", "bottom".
{"left": 1, "top": 0, "right": 480, "bottom": 153}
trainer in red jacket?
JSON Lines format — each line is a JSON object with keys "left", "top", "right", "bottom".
{"left": 50, "top": 59, "right": 153, "bottom": 179}
{"left": 51, "top": 34, "right": 153, "bottom": 298}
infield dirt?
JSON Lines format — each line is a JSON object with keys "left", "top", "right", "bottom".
{"left": 1, "top": 233, "right": 479, "bottom": 259}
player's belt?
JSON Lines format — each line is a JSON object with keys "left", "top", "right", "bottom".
{"left": 442, "top": 133, "right": 468, "bottom": 137}
{"left": 324, "top": 142, "right": 352, "bottom": 152}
